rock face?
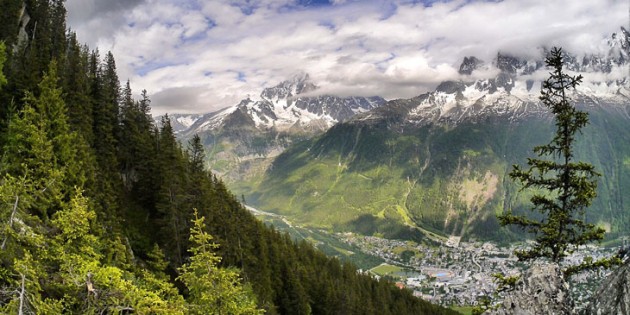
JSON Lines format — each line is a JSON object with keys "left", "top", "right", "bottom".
{"left": 183, "top": 73, "right": 386, "bottom": 137}
{"left": 166, "top": 74, "right": 386, "bottom": 182}
{"left": 586, "top": 259, "right": 630, "bottom": 315}
{"left": 491, "top": 262, "right": 573, "bottom": 315}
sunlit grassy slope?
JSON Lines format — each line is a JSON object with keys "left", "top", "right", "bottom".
{"left": 234, "top": 106, "right": 630, "bottom": 241}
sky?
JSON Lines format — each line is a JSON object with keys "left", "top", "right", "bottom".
{"left": 65, "top": 0, "right": 628, "bottom": 115}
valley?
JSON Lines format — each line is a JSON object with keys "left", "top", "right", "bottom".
{"left": 247, "top": 204, "right": 622, "bottom": 312}
{"left": 170, "top": 26, "right": 630, "bottom": 243}
{"left": 236, "top": 108, "right": 630, "bottom": 241}
{"left": 166, "top": 23, "right": 630, "bottom": 313}
{"left": 5, "top": 1, "right": 629, "bottom": 313}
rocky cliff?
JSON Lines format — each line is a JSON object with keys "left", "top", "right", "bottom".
{"left": 586, "top": 258, "right": 630, "bottom": 315}
{"left": 490, "top": 262, "right": 573, "bottom": 315}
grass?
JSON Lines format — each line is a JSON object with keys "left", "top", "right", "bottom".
{"left": 369, "top": 263, "right": 403, "bottom": 276}
{"left": 232, "top": 114, "right": 630, "bottom": 242}
{"left": 331, "top": 245, "right": 354, "bottom": 256}
{"left": 450, "top": 305, "right": 473, "bottom": 315}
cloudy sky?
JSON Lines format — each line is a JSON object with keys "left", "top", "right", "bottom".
{"left": 65, "top": 0, "right": 628, "bottom": 115}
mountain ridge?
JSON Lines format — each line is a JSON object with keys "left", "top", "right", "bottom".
{"left": 162, "top": 73, "right": 386, "bottom": 181}
{"left": 175, "top": 73, "right": 386, "bottom": 137}
{"left": 235, "top": 27, "right": 630, "bottom": 241}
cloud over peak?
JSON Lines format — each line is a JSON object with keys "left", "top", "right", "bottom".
{"left": 65, "top": 0, "right": 628, "bottom": 115}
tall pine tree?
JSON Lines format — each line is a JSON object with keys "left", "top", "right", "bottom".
{"left": 498, "top": 47, "right": 621, "bottom": 276}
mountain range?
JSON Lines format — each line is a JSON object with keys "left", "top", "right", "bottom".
{"left": 162, "top": 74, "right": 385, "bottom": 180}
{"left": 172, "top": 27, "right": 630, "bottom": 241}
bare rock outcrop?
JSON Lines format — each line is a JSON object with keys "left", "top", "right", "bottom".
{"left": 586, "top": 259, "right": 630, "bottom": 315}
{"left": 490, "top": 262, "right": 573, "bottom": 315}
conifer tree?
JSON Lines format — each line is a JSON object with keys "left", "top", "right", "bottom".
{"left": 118, "top": 83, "right": 159, "bottom": 213}
{"left": 177, "top": 209, "right": 263, "bottom": 315}
{"left": 0, "top": 41, "right": 11, "bottom": 138}
{"left": 63, "top": 32, "right": 93, "bottom": 143}
{"left": 0, "top": 42, "right": 6, "bottom": 88}
{"left": 1, "top": 62, "right": 73, "bottom": 219}
{"left": 188, "top": 134, "right": 206, "bottom": 175}
{"left": 498, "top": 47, "right": 621, "bottom": 276}
{"left": 156, "top": 115, "right": 190, "bottom": 265}
{"left": 0, "top": 0, "right": 23, "bottom": 47}
{"left": 90, "top": 50, "right": 122, "bottom": 225}
{"left": 47, "top": 189, "right": 186, "bottom": 314}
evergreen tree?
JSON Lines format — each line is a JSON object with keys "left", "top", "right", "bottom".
{"left": 178, "top": 209, "right": 263, "bottom": 315}
{"left": 1, "top": 61, "right": 75, "bottom": 220}
{"left": 188, "top": 134, "right": 205, "bottom": 175}
{"left": 63, "top": 32, "right": 93, "bottom": 143}
{"left": 498, "top": 47, "right": 621, "bottom": 276}
{"left": 0, "top": 42, "right": 6, "bottom": 88}
{"left": 49, "top": 0, "right": 67, "bottom": 62}
{"left": 118, "top": 83, "right": 159, "bottom": 212}
{"left": 90, "top": 50, "right": 121, "bottom": 226}
{"left": 0, "top": 0, "right": 24, "bottom": 48}
{"left": 0, "top": 42, "right": 8, "bottom": 139}
{"left": 156, "top": 115, "right": 190, "bottom": 265}
{"left": 47, "top": 189, "right": 186, "bottom": 314}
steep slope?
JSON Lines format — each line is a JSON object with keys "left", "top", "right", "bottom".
{"left": 0, "top": 2, "right": 458, "bottom": 311}
{"left": 239, "top": 28, "right": 630, "bottom": 241}
{"left": 178, "top": 74, "right": 385, "bottom": 181}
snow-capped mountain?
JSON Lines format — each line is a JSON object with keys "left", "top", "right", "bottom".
{"left": 355, "top": 27, "right": 630, "bottom": 127}
{"left": 242, "top": 27, "right": 630, "bottom": 241}
{"left": 181, "top": 74, "right": 385, "bottom": 137}
{"left": 173, "top": 74, "right": 385, "bottom": 181}
{"left": 155, "top": 113, "right": 204, "bottom": 134}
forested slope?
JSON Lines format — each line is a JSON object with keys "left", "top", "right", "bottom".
{"left": 241, "top": 88, "right": 630, "bottom": 242}
{"left": 0, "top": 1, "right": 456, "bottom": 314}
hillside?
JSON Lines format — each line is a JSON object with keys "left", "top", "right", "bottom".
{"left": 236, "top": 29, "right": 630, "bottom": 241}
{"left": 170, "top": 74, "right": 385, "bottom": 181}
{"left": 0, "top": 1, "right": 456, "bottom": 314}
{"left": 241, "top": 103, "right": 630, "bottom": 241}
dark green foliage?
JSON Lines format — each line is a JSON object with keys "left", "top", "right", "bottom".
{"left": 0, "top": 0, "right": 24, "bottom": 48}
{"left": 0, "top": 43, "right": 6, "bottom": 88}
{"left": 498, "top": 47, "right": 621, "bottom": 275}
{"left": 1, "top": 61, "right": 85, "bottom": 220}
{"left": 0, "top": 2, "right": 458, "bottom": 314}
{"left": 62, "top": 32, "right": 93, "bottom": 143}
{"left": 89, "top": 49, "right": 123, "bottom": 226}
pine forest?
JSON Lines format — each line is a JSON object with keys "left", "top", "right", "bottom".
{"left": 0, "top": 1, "right": 457, "bottom": 314}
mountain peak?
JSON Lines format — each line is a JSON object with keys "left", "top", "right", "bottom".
{"left": 458, "top": 56, "right": 483, "bottom": 75}
{"left": 292, "top": 73, "right": 317, "bottom": 95}
{"left": 260, "top": 72, "right": 317, "bottom": 101}
{"left": 353, "top": 27, "right": 630, "bottom": 127}
{"left": 182, "top": 74, "right": 386, "bottom": 136}
{"left": 494, "top": 53, "right": 526, "bottom": 74}
{"left": 607, "top": 26, "right": 630, "bottom": 65}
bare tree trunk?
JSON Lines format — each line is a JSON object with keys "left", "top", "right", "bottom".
{"left": 1, "top": 195, "right": 19, "bottom": 250}
{"left": 18, "top": 273, "right": 25, "bottom": 315}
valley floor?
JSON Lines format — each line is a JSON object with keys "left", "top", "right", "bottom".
{"left": 246, "top": 205, "right": 623, "bottom": 312}
{"left": 338, "top": 233, "right": 617, "bottom": 312}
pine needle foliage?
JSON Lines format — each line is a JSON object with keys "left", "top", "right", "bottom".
{"left": 498, "top": 47, "right": 620, "bottom": 277}
{"left": 177, "top": 209, "right": 263, "bottom": 315}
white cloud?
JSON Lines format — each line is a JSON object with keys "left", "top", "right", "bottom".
{"left": 65, "top": 0, "right": 629, "bottom": 116}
